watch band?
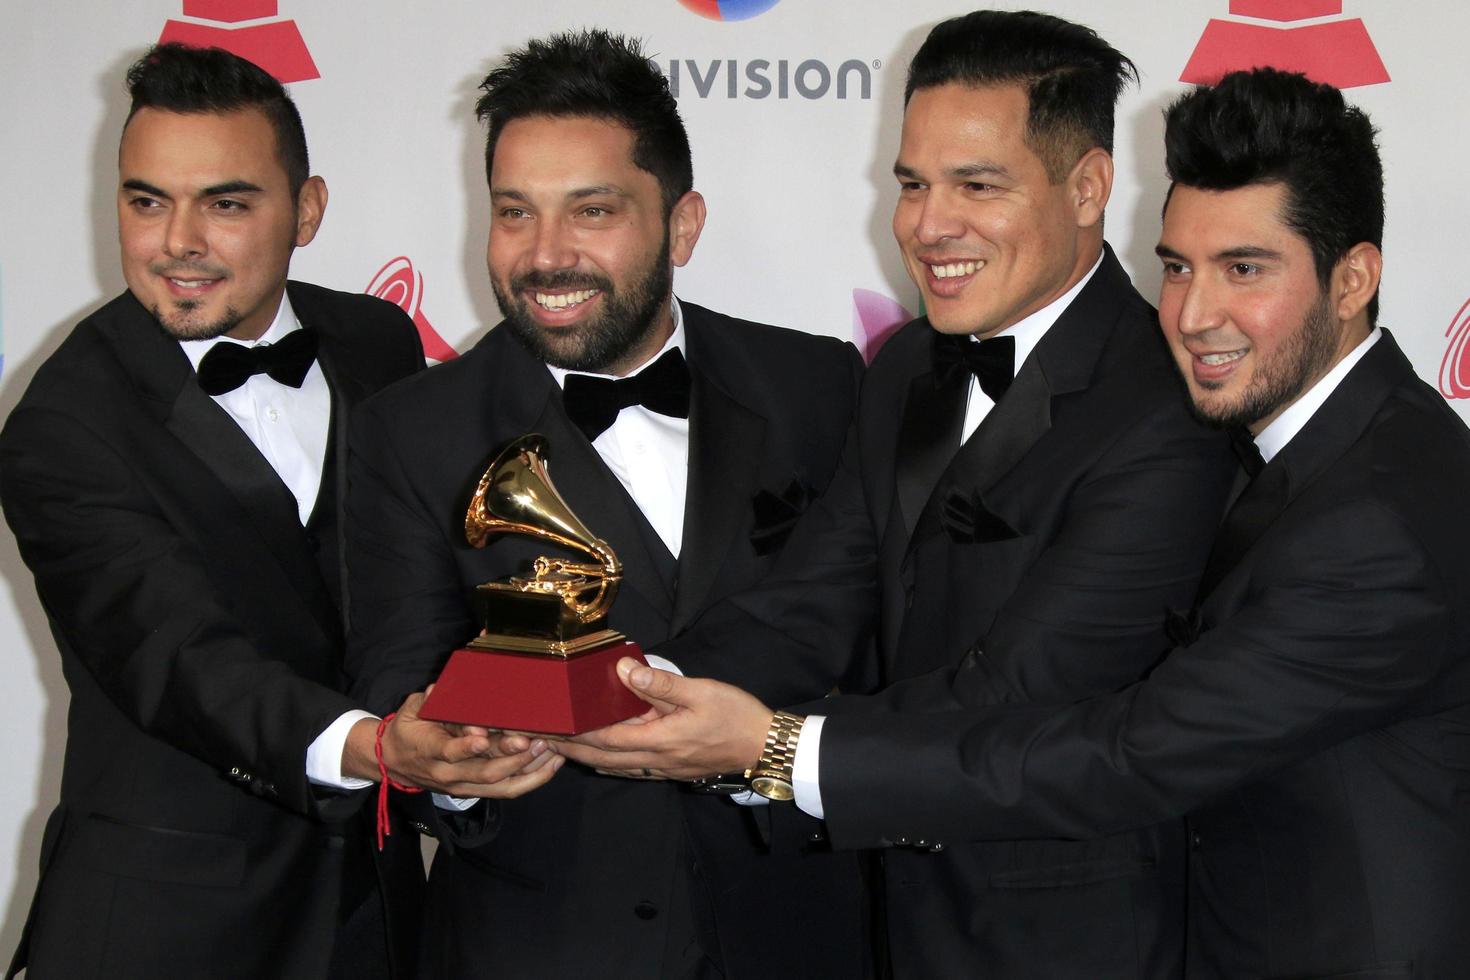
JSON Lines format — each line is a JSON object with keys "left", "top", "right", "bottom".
{"left": 749, "top": 710, "right": 805, "bottom": 801}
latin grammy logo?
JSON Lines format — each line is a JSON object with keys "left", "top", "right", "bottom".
{"left": 157, "top": 1, "right": 318, "bottom": 83}
{"left": 365, "top": 256, "right": 459, "bottom": 363}
{"left": 1181, "top": 1, "right": 1389, "bottom": 88}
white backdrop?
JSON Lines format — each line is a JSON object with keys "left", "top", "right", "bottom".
{"left": 2, "top": 0, "right": 1467, "bottom": 950}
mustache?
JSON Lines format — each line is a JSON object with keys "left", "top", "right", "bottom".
{"left": 150, "top": 261, "right": 230, "bottom": 279}
{"left": 510, "top": 270, "right": 612, "bottom": 293}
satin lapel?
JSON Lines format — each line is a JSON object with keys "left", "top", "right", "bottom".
{"left": 894, "top": 337, "right": 968, "bottom": 541}
{"left": 294, "top": 288, "right": 370, "bottom": 629}
{"left": 930, "top": 247, "right": 1134, "bottom": 519}
{"left": 1197, "top": 330, "right": 1413, "bottom": 598}
{"left": 670, "top": 357, "right": 766, "bottom": 634}
{"left": 529, "top": 390, "right": 675, "bottom": 616}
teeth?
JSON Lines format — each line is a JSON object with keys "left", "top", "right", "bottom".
{"left": 534, "top": 289, "right": 599, "bottom": 310}
{"left": 170, "top": 278, "right": 216, "bottom": 289}
{"left": 930, "top": 261, "right": 980, "bottom": 279}
{"left": 1200, "top": 350, "right": 1247, "bottom": 366}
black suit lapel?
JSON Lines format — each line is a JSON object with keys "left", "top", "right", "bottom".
{"left": 528, "top": 385, "right": 676, "bottom": 618}
{"left": 103, "top": 297, "right": 338, "bottom": 644}
{"left": 894, "top": 353, "right": 969, "bottom": 543}
{"left": 291, "top": 284, "right": 369, "bottom": 626}
{"left": 671, "top": 340, "right": 766, "bottom": 634}
{"left": 1197, "top": 330, "right": 1413, "bottom": 599}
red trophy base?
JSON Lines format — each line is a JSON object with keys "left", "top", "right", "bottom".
{"left": 419, "top": 640, "right": 648, "bottom": 736}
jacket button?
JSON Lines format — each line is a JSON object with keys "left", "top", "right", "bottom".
{"left": 928, "top": 843, "right": 945, "bottom": 853}
{"left": 633, "top": 902, "right": 659, "bottom": 920}
{"left": 1190, "top": 832, "right": 1202, "bottom": 850}
{"left": 893, "top": 836, "right": 910, "bottom": 846}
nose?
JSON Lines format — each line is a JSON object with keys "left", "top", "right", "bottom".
{"left": 912, "top": 188, "right": 964, "bottom": 246}
{"left": 163, "top": 208, "right": 206, "bottom": 260}
{"left": 1172, "top": 276, "right": 1226, "bottom": 337}
{"left": 530, "top": 215, "right": 577, "bottom": 272}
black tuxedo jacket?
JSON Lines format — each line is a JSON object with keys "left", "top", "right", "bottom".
{"left": 819, "top": 331, "right": 1470, "bottom": 979}
{"left": 346, "top": 301, "right": 871, "bottom": 979}
{"left": 0, "top": 283, "right": 424, "bottom": 980}
{"left": 662, "top": 248, "right": 1235, "bottom": 978}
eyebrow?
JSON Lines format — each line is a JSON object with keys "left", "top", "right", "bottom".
{"left": 893, "top": 161, "right": 1012, "bottom": 182}
{"left": 1155, "top": 243, "right": 1284, "bottom": 262}
{"left": 119, "top": 179, "right": 263, "bottom": 198}
{"left": 490, "top": 185, "right": 633, "bottom": 202}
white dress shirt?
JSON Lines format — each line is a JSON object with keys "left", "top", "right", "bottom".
{"left": 547, "top": 299, "right": 690, "bottom": 558}
{"left": 1254, "top": 327, "right": 1381, "bottom": 463}
{"left": 180, "top": 295, "right": 374, "bottom": 791}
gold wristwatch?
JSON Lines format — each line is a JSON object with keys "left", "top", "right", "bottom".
{"left": 748, "top": 711, "right": 805, "bottom": 801}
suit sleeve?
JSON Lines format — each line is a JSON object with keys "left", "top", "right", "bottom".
{"left": 818, "top": 495, "right": 1452, "bottom": 849}
{"left": 658, "top": 346, "right": 882, "bottom": 706}
{"left": 344, "top": 398, "right": 475, "bottom": 715}
{"left": 0, "top": 405, "right": 359, "bottom": 817}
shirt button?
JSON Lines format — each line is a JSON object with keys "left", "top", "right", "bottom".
{"left": 266, "top": 407, "right": 280, "bottom": 422}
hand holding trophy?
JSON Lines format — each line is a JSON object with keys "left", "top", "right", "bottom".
{"left": 419, "top": 434, "right": 649, "bottom": 735}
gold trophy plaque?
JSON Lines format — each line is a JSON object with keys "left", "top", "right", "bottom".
{"left": 418, "top": 434, "right": 648, "bottom": 735}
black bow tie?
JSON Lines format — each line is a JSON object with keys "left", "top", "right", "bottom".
{"left": 1230, "top": 427, "right": 1266, "bottom": 479}
{"left": 196, "top": 329, "right": 318, "bottom": 396}
{"left": 934, "top": 333, "right": 1016, "bottom": 403}
{"left": 562, "top": 348, "right": 691, "bottom": 441}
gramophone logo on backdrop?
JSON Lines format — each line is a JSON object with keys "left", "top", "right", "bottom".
{"left": 1181, "top": 1, "right": 1388, "bottom": 88}
{"left": 365, "top": 257, "right": 459, "bottom": 363}
{"left": 157, "top": 0, "right": 318, "bottom": 82}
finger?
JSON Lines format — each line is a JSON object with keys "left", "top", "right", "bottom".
{"left": 618, "top": 659, "right": 684, "bottom": 710}
{"left": 447, "top": 753, "right": 564, "bottom": 799}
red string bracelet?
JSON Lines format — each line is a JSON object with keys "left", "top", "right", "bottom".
{"left": 375, "top": 712, "right": 423, "bottom": 850}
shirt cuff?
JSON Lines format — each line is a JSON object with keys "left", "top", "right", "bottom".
{"left": 792, "top": 714, "right": 825, "bottom": 819}
{"left": 643, "top": 653, "right": 682, "bottom": 675}
{"left": 433, "top": 793, "right": 479, "bottom": 811}
{"left": 306, "top": 709, "right": 377, "bottom": 790}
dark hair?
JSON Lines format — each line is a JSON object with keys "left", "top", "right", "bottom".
{"left": 905, "top": 10, "right": 1137, "bottom": 182}
{"left": 475, "top": 29, "right": 692, "bottom": 214}
{"left": 1163, "top": 68, "right": 1383, "bottom": 325}
{"left": 124, "top": 43, "right": 309, "bottom": 197}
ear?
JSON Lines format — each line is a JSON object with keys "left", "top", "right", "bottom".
{"left": 668, "top": 190, "right": 706, "bottom": 268}
{"left": 1332, "top": 241, "right": 1382, "bottom": 324}
{"left": 294, "top": 176, "right": 328, "bottom": 248}
{"left": 1068, "top": 148, "right": 1113, "bottom": 230}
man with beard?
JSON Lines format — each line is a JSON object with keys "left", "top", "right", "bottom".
{"left": 562, "top": 68, "right": 1470, "bottom": 978}
{"left": 0, "top": 44, "right": 557, "bottom": 980}
{"left": 345, "top": 29, "right": 870, "bottom": 979}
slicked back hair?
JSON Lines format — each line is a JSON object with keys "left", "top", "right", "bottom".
{"left": 1164, "top": 68, "right": 1384, "bottom": 325}
{"left": 124, "top": 43, "right": 309, "bottom": 197}
{"left": 475, "top": 29, "right": 692, "bottom": 216}
{"left": 905, "top": 9, "right": 1138, "bottom": 183}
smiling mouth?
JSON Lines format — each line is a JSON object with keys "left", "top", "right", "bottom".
{"left": 1198, "top": 350, "right": 1247, "bottom": 366}
{"left": 929, "top": 261, "right": 982, "bottom": 279}
{"left": 168, "top": 278, "right": 220, "bottom": 290}
{"left": 532, "top": 289, "right": 600, "bottom": 310}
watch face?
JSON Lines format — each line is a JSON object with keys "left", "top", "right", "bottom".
{"left": 751, "top": 774, "right": 795, "bottom": 801}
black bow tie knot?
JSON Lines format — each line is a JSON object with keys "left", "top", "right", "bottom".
{"left": 1230, "top": 427, "right": 1266, "bottom": 479}
{"left": 196, "top": 329, "right": 319, "bottom": 396}
{"left": 933, "top": 333, "right": 1016, "bottom": 403}
{"left": 562, "top": 348, "right": 691, "bottom": 441}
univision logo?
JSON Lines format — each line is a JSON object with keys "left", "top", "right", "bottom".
{"left": 662, "top": 58, "right": 875, "bottom": 100}
{"left": 677, "top": 0, "right": 782, "bottom": 21}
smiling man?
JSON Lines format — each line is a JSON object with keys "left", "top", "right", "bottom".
{"left": 0, "top": 44, "right": 563, "bottom": 980}
{"left": 344, "top": 28, "right": 869, "bottom": 980}
{"left": 564, "top": 67, "right": 1470, "bottom": 978}
{"left": 560, "top": 10, "right": 1237, "bottom": 979}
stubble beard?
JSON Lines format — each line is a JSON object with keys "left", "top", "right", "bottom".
{"left": 1187, "top": 290, "right": 1339, "bottom": 431}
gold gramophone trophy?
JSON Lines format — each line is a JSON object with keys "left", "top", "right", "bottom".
{"left": 418, "top": 434, "right": 648, "bottom": 735}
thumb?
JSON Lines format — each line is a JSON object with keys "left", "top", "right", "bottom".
{"left": 618, "top": 657, "right": 683, "bottom": 708}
